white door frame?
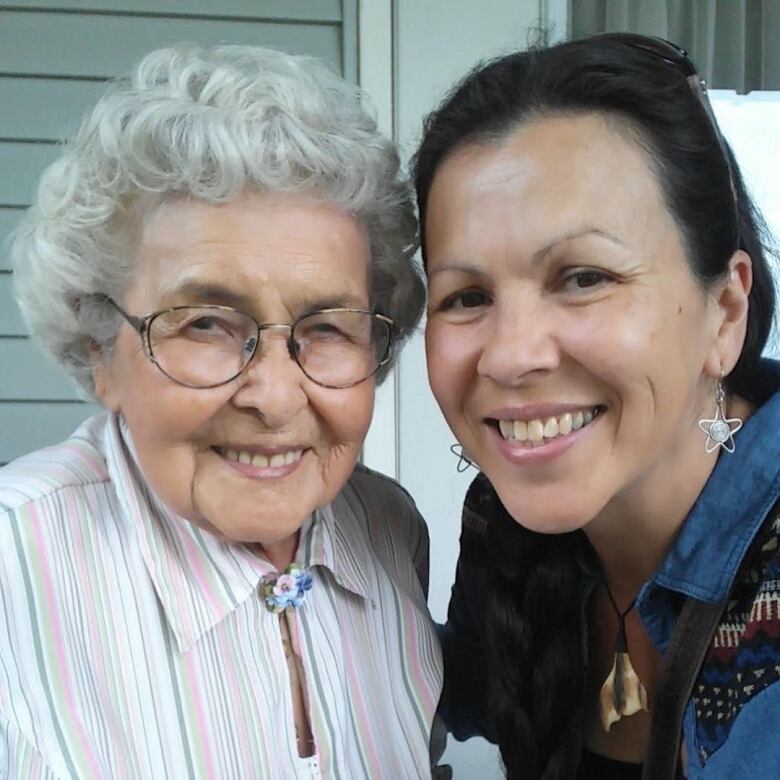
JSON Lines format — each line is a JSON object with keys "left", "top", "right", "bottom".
{"left": 358, "top": 0, "right": 401, "bottom": 478}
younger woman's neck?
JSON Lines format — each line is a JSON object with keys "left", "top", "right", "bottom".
{"left": 584, "top": 428, "right": 723, "bottom": 599}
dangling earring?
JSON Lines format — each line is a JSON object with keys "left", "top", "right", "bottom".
{"left": 698, "top": 377, "right": 742, "bottom": 454}
{"left": 449, "top": 443, "right": 475, "bottom": 472}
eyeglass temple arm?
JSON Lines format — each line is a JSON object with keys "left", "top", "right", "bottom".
{"left": 684, "top": 74, "right": 738, "bottom": 207}
{"left": 102, "top": 295, "right": 147, "bottom": 334}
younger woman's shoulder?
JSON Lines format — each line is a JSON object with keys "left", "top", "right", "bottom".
{"left": 694, "top": 504, "right": 780, "bottom": 763}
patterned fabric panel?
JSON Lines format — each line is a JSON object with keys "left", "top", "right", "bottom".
{"left": 693, "top": 508, "right": 780, "bottom": 763}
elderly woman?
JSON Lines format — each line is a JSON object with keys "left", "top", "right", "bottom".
{"left": 2, "top": 44, "right": 442, "bottom": 778}
{"left": 414, "top": 34, "right": 779, "bottom": 779}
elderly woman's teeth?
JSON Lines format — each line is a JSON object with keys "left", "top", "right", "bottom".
{"left": 498, "top": 409, "right": 599, "bottom": 443}
{"left": 223, "top": 448, "right": 303, "bottom": 467}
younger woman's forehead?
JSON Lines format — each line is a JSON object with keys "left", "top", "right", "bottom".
{"left": 424, "top": 113, "right": 673, "bottom": 263}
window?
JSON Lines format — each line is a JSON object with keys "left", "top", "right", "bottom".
{"left": 711, "top": 91, "right": 780, "bottom": 358}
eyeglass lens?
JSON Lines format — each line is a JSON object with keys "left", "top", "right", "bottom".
{"left": 147, "top": 308, "right": 390, "bottom": 388}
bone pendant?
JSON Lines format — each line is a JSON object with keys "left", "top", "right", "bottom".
{"left": 599, "top": 651, "right": 649, "bottom": 731}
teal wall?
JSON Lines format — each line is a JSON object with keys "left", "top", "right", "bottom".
{"left": 0, "top": 0, "right": 357, "bottom": 463}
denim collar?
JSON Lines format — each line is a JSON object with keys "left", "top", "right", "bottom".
{"left": 642, "top": 359, "right": 780, "bottom": 608}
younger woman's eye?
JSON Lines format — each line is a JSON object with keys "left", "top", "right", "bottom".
{"left": 559, "top": 268, "right": 614, "bottom": 293}
{"left": 440, "top": 289, "right": 491, "bottom": 311}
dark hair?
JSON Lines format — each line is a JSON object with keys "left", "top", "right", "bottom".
{"left": 413, "top": 37, "right": 777, "bottom": 779}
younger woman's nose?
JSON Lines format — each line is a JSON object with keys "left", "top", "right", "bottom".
{"left": 476, "top": 298, "right": 561, "bottom": 386}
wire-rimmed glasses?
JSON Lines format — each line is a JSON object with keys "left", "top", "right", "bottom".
{"left": 104, "top": 297, "right": 394, "bottom": 389}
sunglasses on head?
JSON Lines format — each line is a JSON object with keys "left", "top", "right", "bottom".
{"left": 587, "top": 32, "right": 739, "bottom": 250}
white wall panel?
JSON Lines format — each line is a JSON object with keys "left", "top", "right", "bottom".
{"left": 711, "top": 90, "right": 780, "bottom": 359}
{"left": 0, "top": 11, "right": 342, "bottom": 77}
{"left": 1, "top": 1, "right": 342, "bottom": 20}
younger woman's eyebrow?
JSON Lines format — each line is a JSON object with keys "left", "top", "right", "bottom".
{"left": 427, "top": 230, "right": 624, "bottom": 279}
{"left": 533, "top": 227, "right": 625, "bottom": 263}
{"left": 427, "top": 262, "right": 490, "bottom": 280}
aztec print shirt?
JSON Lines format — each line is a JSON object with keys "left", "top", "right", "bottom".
{"left": 440, "top": 358, "right": 780, "bottom": 778}
{"left": 0, "top": 413, "right": 443, "bottom": 779}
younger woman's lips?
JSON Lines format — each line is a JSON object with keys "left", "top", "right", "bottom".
{"left": 490, "top": 411, "right": 600, "bottom": 466}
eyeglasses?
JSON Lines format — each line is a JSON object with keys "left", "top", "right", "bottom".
{"left": 590, "top": 33, "right": 739, "bottom": 249}
{"left": 104, "top": 297, "right": 394, "bottom": 389}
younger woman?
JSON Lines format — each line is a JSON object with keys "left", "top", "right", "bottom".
{"left": 415, "top": 34, "right": 779, "bottom": 778}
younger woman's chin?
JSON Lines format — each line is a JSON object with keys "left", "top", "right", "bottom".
{"left": 515, "top": 516, "right": 591, "bottom": 535}
{"left": 496, "top": 496, "right": 595, "bottom": 535}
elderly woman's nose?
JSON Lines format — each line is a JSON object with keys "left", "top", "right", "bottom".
{"left": 476, "top": 299, "right": 561, "bottom": 386}
{"left": 231, "top": 333, "right": 308, "bottom": 421}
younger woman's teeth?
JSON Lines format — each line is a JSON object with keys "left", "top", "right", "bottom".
{"left": 497, "top": 408, "right": 599, "bottom": 444}
{"left": 223, "top": 448, "right": 303, "bottom": 467}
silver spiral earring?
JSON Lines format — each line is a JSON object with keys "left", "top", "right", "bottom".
{"left": 698, "top": 379, "right": 742, "bottom": 453}
{"left": 449, "top": 444, "right": 476, "bottom": 472}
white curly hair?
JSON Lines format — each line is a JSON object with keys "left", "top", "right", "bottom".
{"left": 11, "top": 43, "right": 423, "bottom": 395}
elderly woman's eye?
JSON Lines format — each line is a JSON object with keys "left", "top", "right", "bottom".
{"left": 310, "top": 322, "right": 345, "bottom": 339}
{"left": 190, "top": 317, "right": 219, "bottom": 330}
{"left": 180, "top": 315, "right": 235, "bottom": 341}
{"left": 298, "top": 313, "right": 371, "bottom": 345}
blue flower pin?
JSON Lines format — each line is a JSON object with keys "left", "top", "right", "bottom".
{"left": 262, "top": 564, "right": 313, "bottom": 613}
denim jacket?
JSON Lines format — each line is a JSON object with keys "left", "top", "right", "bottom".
{"left": 440, "top": 359, "right": 780, "bottom": 778}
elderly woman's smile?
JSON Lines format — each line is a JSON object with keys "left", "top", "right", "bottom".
{"left": 96, "top": 190, "right": 375, "bottom": 567}
{"left": 215, "top": 445, "right": 305, "bottom": 471}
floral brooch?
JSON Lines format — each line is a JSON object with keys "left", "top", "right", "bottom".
{"left": 262, "top": 564, "right": 313, "bottom": 614}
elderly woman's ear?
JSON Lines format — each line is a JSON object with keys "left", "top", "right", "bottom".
{"left": 84, "top": 335, "right": 120, "bottom": 410}
{"left": 704, "top": 249, "right": 753, "bottom": 379}
{"left": 91, "top": 360, "right": 119, "bottom": 411}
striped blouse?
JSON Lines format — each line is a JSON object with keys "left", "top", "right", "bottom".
{"left": 0, "top": 414, "right": 443, "bottom": 779}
